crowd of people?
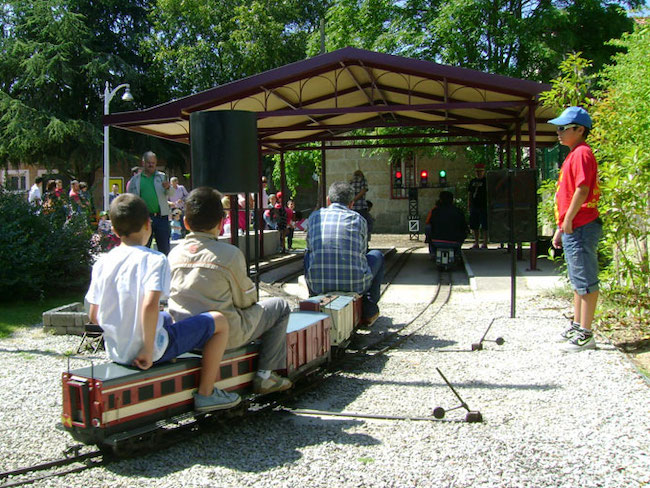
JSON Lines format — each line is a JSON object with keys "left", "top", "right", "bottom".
{"left": 28, "top": 176, "right": 95, "bottom": 218}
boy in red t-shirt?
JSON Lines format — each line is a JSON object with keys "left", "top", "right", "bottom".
{"left": 550, "top": 106, "right": 602, "bottom": 352}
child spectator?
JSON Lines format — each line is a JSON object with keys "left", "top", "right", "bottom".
{"left": 275, "top": 192, "right": 289, "bottom": 252}
{"left": 286, "top": 199, "right": 296, "bottom": 250}
{"left": 170, "top": 209, "right": 183, "bottom": 241}
{"left": 85, "top": 194, "right": 240, "bottom": 412}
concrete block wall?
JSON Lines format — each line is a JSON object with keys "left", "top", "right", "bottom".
{"left": 43, "top": 302, "right": 89, "bottom": 336}
{"left": 325, "top": 147, "right": 472, "bottom": 234}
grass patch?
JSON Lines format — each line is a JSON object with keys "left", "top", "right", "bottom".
{"left": 291, "top": 237, "right": 306, "bottom": 250}
{"left": 0, "top": 291, "right": 85, "bottom": 339}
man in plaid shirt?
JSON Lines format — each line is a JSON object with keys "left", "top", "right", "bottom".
{"left": 305, "top": 181, "right": 384, "bottom": 325}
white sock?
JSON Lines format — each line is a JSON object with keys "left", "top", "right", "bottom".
{"left": 257, "top": 370, "right": 271, "bottom": 380}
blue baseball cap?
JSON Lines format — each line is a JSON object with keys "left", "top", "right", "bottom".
{"left": 548, "top": 106, "right": 592, "bottom": 129}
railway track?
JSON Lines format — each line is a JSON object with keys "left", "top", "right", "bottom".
{"left": 0, "top": 449, "right": 104, "bottom": 488}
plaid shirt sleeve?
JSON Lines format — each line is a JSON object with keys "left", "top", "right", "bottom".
{"left": 305, "top": 204, "right": 372, "bottom": 294}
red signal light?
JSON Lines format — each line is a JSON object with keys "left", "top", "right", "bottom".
{"left": 394, "top": 170, "right": 403, "bottom": 187}
{"left": 420, "top": 170, "right": 428, "bottom": 187}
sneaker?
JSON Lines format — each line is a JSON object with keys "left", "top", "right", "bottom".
{"left": 194, "top": 388, "right": 241, "bottom": 413}
{"left": 558, "top": 322, "right": 581, "bottom": 342}
{"left": 560, "top": 329, "right": 596, "bottom": 353}
{"left": 359, "top": 311, "right": 380, "bottom": 327}
{"left": 253, "top": 372, "right": 292, "bottom": 395}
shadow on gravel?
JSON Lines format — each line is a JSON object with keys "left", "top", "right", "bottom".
{"left": 0, "top": 347, "right": 73, "bottom": 358}
{"left": 106, "top": 414, "right": 379, "bottom": 475}
{"left": 396, "top": 335, "right": 457, "bottom": 350}
{"left": 313, "top": 375, "right": 559, "bottom": 392}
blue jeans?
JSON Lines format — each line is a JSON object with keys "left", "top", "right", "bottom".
{"left": 148, "top": 214, "right": 171, "bottom": 255}
{"left": 561, "top": 219, "right": 602, "bottom": 295}
{"left": 365, "top": 250, "right": 384, "bottom": 303}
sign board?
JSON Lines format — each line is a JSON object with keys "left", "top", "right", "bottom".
{"left": 487, "top": 169, "right": 537, "bottom": 243}
{"left": 109, "top": 177, "right": 125, "bottom": 194}
{"left": 408, "top": 219, "right": 420, "bottom": 232}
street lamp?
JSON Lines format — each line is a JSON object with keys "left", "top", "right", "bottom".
{"left": 103, "top": 81, "right": 134, "bottom": 211}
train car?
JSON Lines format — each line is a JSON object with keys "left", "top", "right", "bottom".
{"left": 429, "top": 240, "right": 463, "bottom": 271}
{"left": 61, "top": 311, "right": 332, "bottom": 449}
{"left": 299, "top": 293, "right": 362, "bottom": 347}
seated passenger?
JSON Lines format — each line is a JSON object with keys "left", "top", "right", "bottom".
{"left": 85, "top": 194, "right": 239, "bottom": 413}
{"left": 304, "top": 181, "right": 384, "bottom": 326}
{"left": 168, "top": 187, "right": 292, "bottom": 395}
{"left": 424, "top": 191, "right": 468, "bottom": 253}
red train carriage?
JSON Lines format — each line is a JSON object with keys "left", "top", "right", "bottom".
{"left": 61, "top": 311, "right": 332, "bottom": 448}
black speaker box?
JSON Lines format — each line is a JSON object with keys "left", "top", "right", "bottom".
{"left": 190, "top": 111, "right": 259, "bottom": 193}
{"left": 487, "top": 169, "right": 537, "bottom": 242}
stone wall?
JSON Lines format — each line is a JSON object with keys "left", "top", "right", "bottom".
{"left": 325, "top": 147, "right": 472, "bottom": 234}
{"left": 43, "top": 302, "right": 88, "bottom": 335}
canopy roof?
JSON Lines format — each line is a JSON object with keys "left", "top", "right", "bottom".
{"left": 105, "top": 47, "right": 559, "bottom": 153}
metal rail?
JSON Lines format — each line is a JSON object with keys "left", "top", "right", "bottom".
{"left": 0, "top": 450, "right": 103, "bottom": 488}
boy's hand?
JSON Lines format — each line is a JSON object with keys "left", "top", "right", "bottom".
{"left": 132, "top": 347, "right": 153, "bottom": 370}
{"left": 552, "top": 228, "right": 563, "bottom": 249}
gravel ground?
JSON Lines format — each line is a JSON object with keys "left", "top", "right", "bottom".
{"left": 0, "top": 247, "right": 648, "bottom": 487}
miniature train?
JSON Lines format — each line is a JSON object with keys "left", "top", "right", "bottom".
{"left": 61, "top": 293, "right": 363, "bottom": 450}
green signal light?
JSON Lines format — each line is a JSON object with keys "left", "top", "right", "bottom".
{"left": 439, "top": 170, "right": 446, "bottom": 177}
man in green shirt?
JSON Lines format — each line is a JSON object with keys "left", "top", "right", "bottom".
{"left": 126, "top": 151, "right": 173, "bottom": 255}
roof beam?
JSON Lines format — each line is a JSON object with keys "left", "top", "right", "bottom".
{"left": 257, "top": 100, "right": 527, "bottom": 119}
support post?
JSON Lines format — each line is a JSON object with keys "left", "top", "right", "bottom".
{"left": 528, "top": 102, "right": 539, "bottom": 271}
{"left": 320, "top": 142, "right": 327, "bottom": 208}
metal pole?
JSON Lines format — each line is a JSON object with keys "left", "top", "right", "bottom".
{"left": 528, "top": 102, "right": 539, "bottom": 271}
{"left": 103, "top": 82, "right": 132, "bottom": 212}
{"left": 509, "top": 170, "right": 516, "bottom": 318}
{"left": 103, "top": 82, "right": 110, "bottom": 212}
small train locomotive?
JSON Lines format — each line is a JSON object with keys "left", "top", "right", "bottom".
{"left": 61, "top": 294, "right": 362, "bottom": 450}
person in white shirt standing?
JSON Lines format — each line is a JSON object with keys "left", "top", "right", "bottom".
{"left": 28, "top": 176, "right": 43, "bottom": 205}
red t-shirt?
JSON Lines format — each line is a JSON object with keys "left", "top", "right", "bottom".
{"left": 555, "top": 142, "right": 600, "bottom": 229}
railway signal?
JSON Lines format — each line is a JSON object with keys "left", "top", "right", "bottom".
{"left": 394, "top": 170, "right": 403, "bottom": 188}
{"left": 420, "top": 169, "right": 428, "bottom": 187}
{"left": 438, "top": 169, "right": 447, "bottom": 187}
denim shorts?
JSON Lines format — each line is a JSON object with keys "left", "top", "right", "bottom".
{"left": 561, "top": 219, "right": 602, "bottom": 295}
{"left": 155, "top": 311, "right": 215, "bottom": 364}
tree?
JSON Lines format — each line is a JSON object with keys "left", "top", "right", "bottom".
{"left": 310, "top": 0, "right": 639, "bottom": 81}
{"left": 0, "top": 0, "right": 161, "bottom": 185}
{"left": 591, "top": 25, "right": 650, "bottom": 295}
{"left": 145, "top": 0, "right": 326, "bottom": 97}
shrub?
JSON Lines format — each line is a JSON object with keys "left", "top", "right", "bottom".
{"left": 0, "top": 188, "right": 93, "bottom": 301}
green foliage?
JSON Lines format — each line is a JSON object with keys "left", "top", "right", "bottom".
{"left": 146, "top": 0, "right": 324, "bottom": 97}
{"left": 537, "top": 178, "right": 557, "bottom": 235}
{"left": 590, "top": 26, "right": 650, "bottom": 295}
{"left": 311, "top": 0, "right": 637, "bottom": 81}
{"left": 539, "top": 53, "right": 594, "bottom": 111}
{"left": 270, "top": 150, "right": 321, "bottom": 197}
{"left": 0, "top": 0, "right": 160, "bottom": 185}
{"left": 0, "top": 190, "right": 93, "bottom": 301}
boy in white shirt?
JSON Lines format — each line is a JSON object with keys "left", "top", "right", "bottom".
{"left": 86, "top": 194, "right": 240, "bottom": 412}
